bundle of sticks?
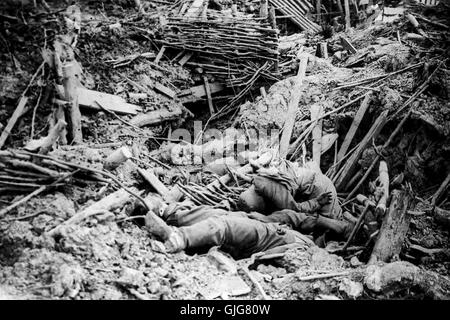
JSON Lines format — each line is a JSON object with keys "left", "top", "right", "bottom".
{"left": 0, "top": 150, "right": 106, "bottom": 195}
{"left": 158, "top": 16, "right": 280, "bottom": 88}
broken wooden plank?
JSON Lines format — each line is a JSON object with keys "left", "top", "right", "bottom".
{"left": 311, "top": 104, "right": 324, "bottom": 166}
{"left": 0, "top": 96, "right": 28, "bottom": 149}
{"left": 337, "top": 93, "right": 371, "bottom": 162}
{"left": 368, "top": 190, "right": 413, "bottom": 264}
{"left": 130, "top": 108, "right": 183, "bottom": 128}
{"left": 55, "top": 85, "right": 141, "bottom": 115}
{"left": 279, "top": 54, "right": 308, "bottom": 159}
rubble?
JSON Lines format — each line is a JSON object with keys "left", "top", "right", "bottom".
{"left": 0, "top": 0, "right": 449, "bottom": 301}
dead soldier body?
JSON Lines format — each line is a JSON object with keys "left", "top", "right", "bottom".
{"left": 146, "top": 200, "right": 353, "bottom": 260}
{"left": 237, "top": 160, "right": 342, "bottom": 219}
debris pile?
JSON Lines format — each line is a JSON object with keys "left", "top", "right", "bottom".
{"left": 0, "top": 0, "right": 449, "bottom": 300}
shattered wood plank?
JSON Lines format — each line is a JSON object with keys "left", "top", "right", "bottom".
{"left": 0, "top": 96, "right": 28, "bottom": 149}
{"left": 337, "top": 93, "right": 371, "bottom": 162}
{"left": 368, "top": 190, "right": 413, "bottom": 264}
{"left": 130, "top": 108, "right": 183, "bottom": 128}
{"left": 311, "top": 104, "right": 324, "bottom": 166}
{"left": 55, "top": 85, "right": 141, "bottom": 115}
{"left": 279, "top": 54, "right": 308, "bottom": 159}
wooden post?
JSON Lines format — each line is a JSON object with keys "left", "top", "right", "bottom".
{"left": 62, "top": 62, "right": 82, "bottom": 144}
{"left": 344, "top": 0, "right": 351, "bottom": 31}
{"left": 260, "top": 0, "right": 268, "bottom": 19}
{"left": 368, "top": 190, "right": 413, "bottom": 264}
{"left": 279, "top": 55, "right": 308, "bottom": 159}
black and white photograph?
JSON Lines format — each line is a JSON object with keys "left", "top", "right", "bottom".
{"left": 0, "top": 0, "right": 449, "bottom": 310}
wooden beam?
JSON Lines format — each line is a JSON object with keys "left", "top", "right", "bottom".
{"left": 337, "top": 92, "right": 371, "bottom": 162}
{"left": 279, "top": 54, "right": 308, "bottom": 159}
